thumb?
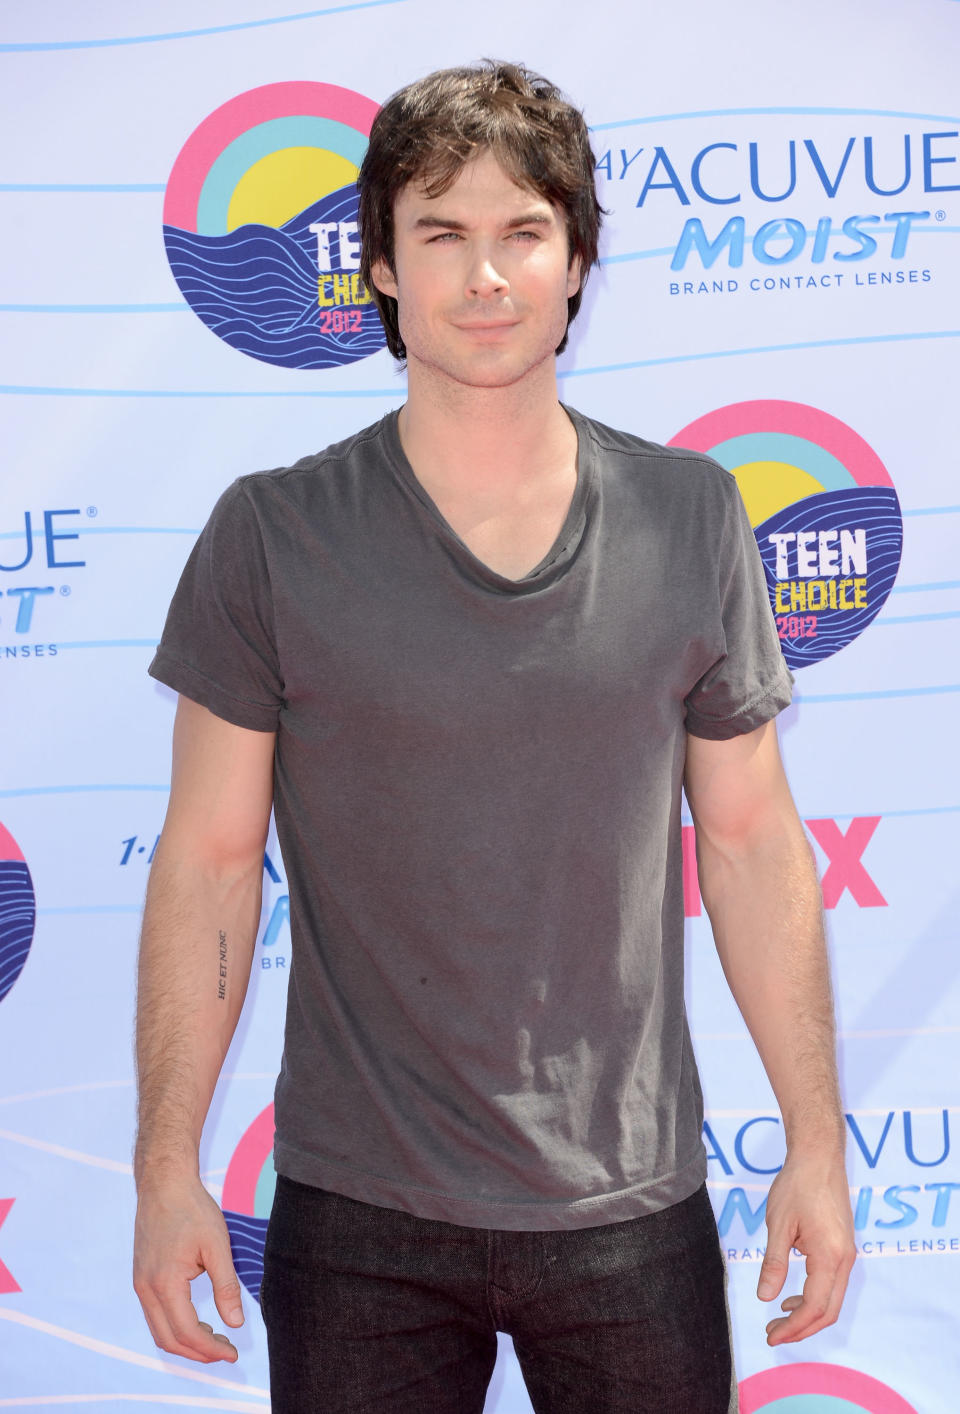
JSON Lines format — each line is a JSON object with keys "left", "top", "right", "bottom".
{"left": 757, "top": 1229, "right": 790, "bottom": 1302}
{"left": 206, "top": 1236, "right": 245, "bottom": 1328}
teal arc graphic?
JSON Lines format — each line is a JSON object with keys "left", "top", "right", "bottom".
{"left": 751, "top": 1399, "right": 878, "bottom": 1413}
{"left": 706, "top": 434, "right": 857, "bottom": 493}
{"left": 194, "top": 115, "right": 369, "bottom": 235}
{"left": 253, "top": 1152, "right": 277, "bottom": 1218}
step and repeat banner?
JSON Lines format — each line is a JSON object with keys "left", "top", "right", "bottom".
{"left": 1, "top": 1, "right": 958, "bottom": 1410}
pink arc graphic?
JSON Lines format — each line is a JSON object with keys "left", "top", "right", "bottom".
{"left": 668, "top": 400, "right": 894, "bottom": 488}
{"left": 163, "top": 82, "right": 380, "bottom": 232}
{"left": 739, "top": 1361, "right": 917, "bottom": 1413}
{"left": 222, "top": 1103, "right": 275, "bottom": 1215}
{"left": 0, "top": 823, "right": 25, "bottom": 865}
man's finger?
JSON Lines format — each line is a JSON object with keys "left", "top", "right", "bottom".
{"left": 137, "top": 1285, "right": 238, "bottom": 1364}
{"left": 765, "top": 1256, "right": 844, "bottom": 1345}
{"left": 756, "top": 1229, "right": 792, "bottom": 1301}
{"left": 197, "top": 1320, "right": 234, "bottom": 1348}
{"left": 206, "top": 1237, "right": 245, "bottom": 1329}
{"left": 137, "top": 1290, "right": 217, "bottom": 1365}
{"left": 148, "top": 1277, "right": 240, "bottom": 1363}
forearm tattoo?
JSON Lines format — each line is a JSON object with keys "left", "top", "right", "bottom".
{"left": 217, "top": 930, "right": 227, "bottom": 1001}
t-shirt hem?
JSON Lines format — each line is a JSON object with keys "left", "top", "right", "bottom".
{"left": 272, "top": 1140, "right": 708, "bottom": 1231}
{"left": 685, "top": 663, "right": 794, "bottom": 741}
{"left": 148, "top": 649, "right": 280, "bottom": 732}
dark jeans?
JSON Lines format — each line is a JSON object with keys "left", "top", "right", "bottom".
{"left": 260, "top": 1176, "right": 736, "bottom": 1413}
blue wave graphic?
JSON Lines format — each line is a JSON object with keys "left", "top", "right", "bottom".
{"left": 164, "top": 185, "right": 386, "bottom": 370}
{"left": 0, "top": 0, "right": 406, "bottom": 50}
{"left": 0, "top": 860, "right": 36, "bottom": 1004}
{"left": 558, "top": 330, "right": 960, "bottom": 380}
{"left": 755, "top": 486, "right": 902, "bottom": 669}
{"left": 223, "top": 1210, "right": 269, "bottom": 1303}
{"left": 590, "top": 106, "right": 960, "bottom": 131}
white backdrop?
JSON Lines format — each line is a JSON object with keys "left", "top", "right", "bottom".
{"left": 1, "top": 2, "right": 959, "bottom": 1411}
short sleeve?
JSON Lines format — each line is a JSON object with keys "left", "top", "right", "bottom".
{"left": 148, "top": 478, "right": 283, "bottom": 732}
{"left": 684, "top": 474, "right": 793, "bottom": 740}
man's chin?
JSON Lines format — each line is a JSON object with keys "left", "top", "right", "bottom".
{"left": 410, "top": 346, "right": 558, "bottom": 392}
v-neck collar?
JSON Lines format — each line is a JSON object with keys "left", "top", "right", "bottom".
{"left": 382, "top": 404, "right": 595, "bottom": 595}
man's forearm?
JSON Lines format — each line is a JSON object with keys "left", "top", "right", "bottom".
{"left": 134, "top": 838, "right": 262, "bottom": 1188}
{"left": 686, "top": 723, "right": 855, "bottom": 1342}
{"left": 696, "top": 810, "right": 844, "bottom": 1156}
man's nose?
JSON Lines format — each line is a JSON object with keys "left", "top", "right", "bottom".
{"left": 465, "top": 250, "right": 509, "bottom": 298}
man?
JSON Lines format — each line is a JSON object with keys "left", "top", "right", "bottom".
{"left": 134, "top": 61, "right": 855, "bottom": 1413}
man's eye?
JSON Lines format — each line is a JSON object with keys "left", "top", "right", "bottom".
{"left": 430, "top": 231, "right": 461, "bottom": 243}
{"left": 512, "top": 230, "right": 540, "bottom": 241}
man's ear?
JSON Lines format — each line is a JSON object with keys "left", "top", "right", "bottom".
{"left": 370, "top": 258, "right": 398, "bottom": 298}
{"left": 566, "top": 255, "right": 583, "bottom": 299}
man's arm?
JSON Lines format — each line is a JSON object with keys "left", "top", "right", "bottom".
{"left": 684, "top": 719, "right": 856, "bottom": 1346}
{"left": 133, "top": 695, "right": 275, "bottom": 1364}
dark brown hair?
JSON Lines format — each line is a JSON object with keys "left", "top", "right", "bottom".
{"left": 357, "top": 60, "right": 603, "bottom": 360}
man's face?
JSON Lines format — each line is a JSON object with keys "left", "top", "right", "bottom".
{"left": 371, "top": 150, "right": 582, "bottom": 390}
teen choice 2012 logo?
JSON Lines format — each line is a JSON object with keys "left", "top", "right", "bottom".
{"left": 163, "top": 82, "right": 386, "bottom": 369}
{"left": 0, "top": 822, "right": 35, "bottom": 1006}
{"left": 669, "top": 401, "right": 902, "bottom": 670}
{"left": 739, "top": 1361, "right": 917, "bottom": 1413}
{"left": 221, "top": 1103, "right": 275, "bottom": 1302}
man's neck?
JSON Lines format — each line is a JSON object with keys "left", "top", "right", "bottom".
{"left": 397, "top": 359, "right": 576, "bottom": 497}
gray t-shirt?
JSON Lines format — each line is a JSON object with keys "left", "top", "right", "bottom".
{"left": 149, "top": 405, "right": 792, "bottom": 1230}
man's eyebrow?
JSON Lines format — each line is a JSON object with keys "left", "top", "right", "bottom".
{"left": 410, "top": 212, "right": 556, "bottom": 232}
{"left": 411, "top": 216, "right": 468, "bottom": 232}
{"left": 504, "top": 212, "right": 554, "bottom": 229}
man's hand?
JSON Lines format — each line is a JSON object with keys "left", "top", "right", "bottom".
{"left": 134, "top": 1178, "right": 245, "bottom": 1364}
{"left": 757, "top": 1150, "right": 856, "bottom": 1345}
